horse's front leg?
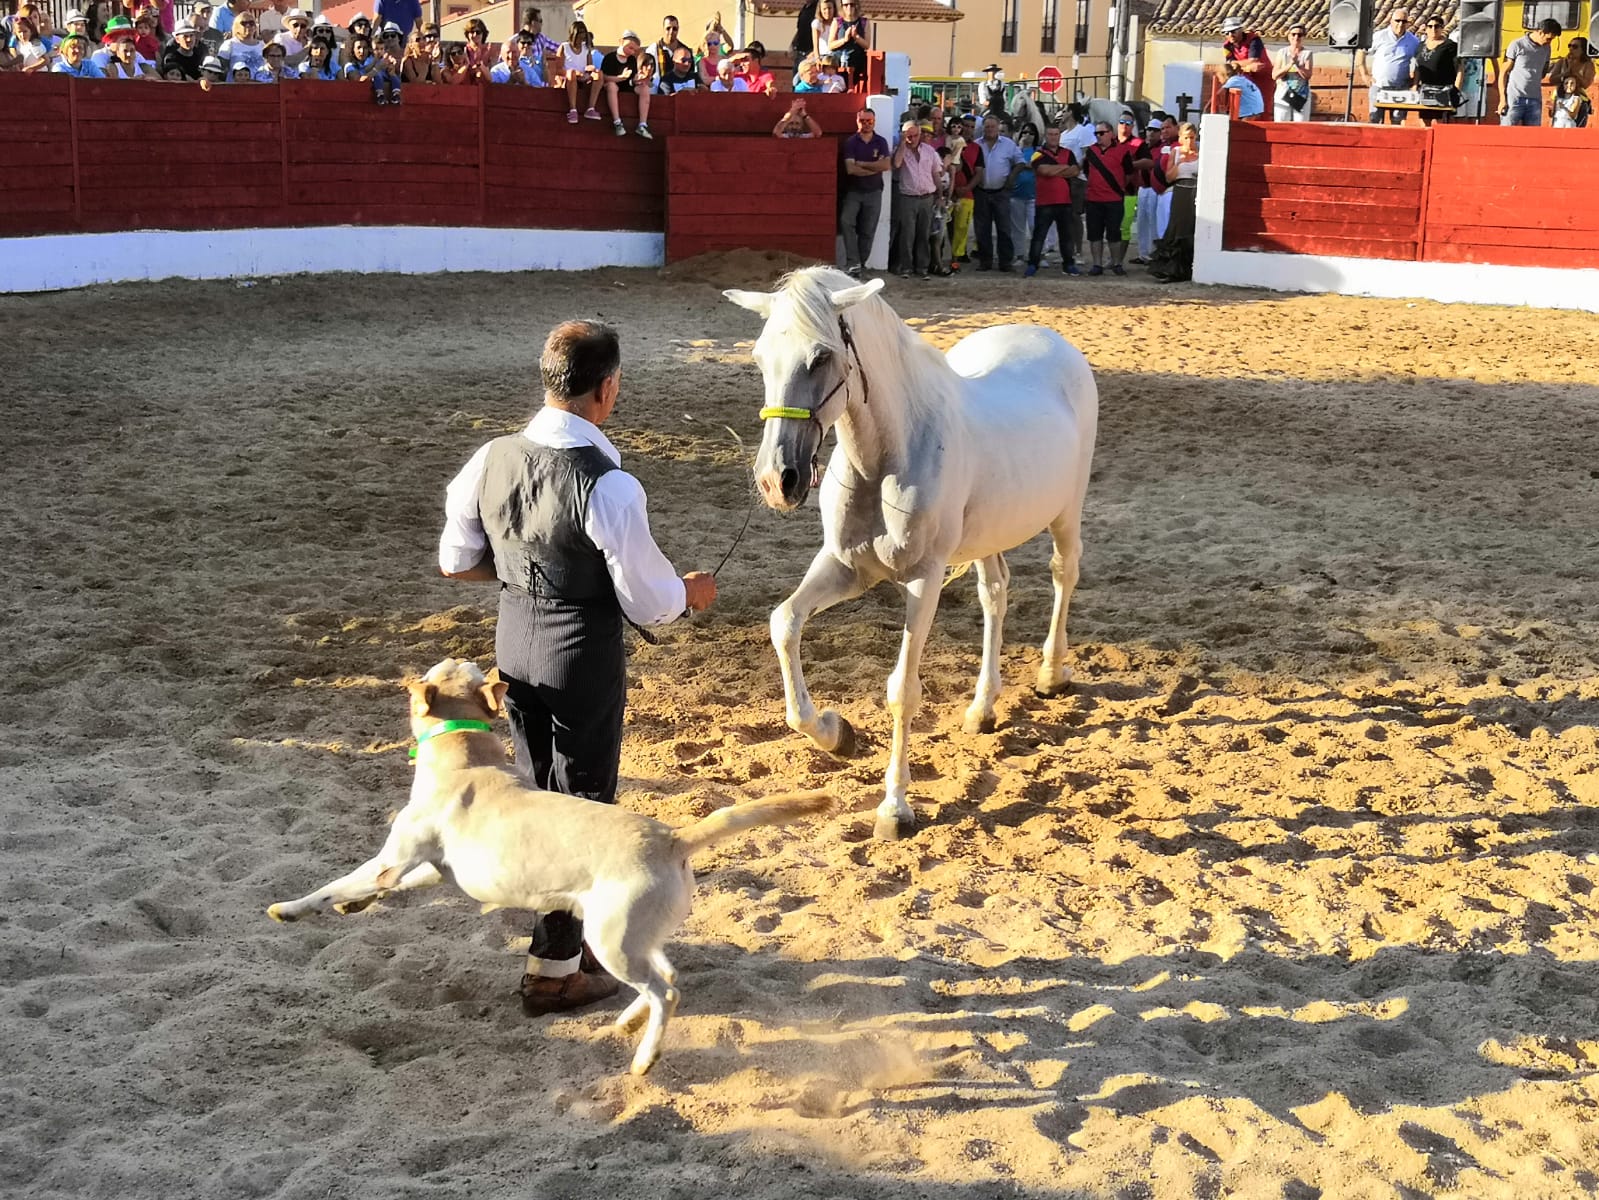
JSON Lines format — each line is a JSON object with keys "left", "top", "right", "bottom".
{"left": 772, "top": 549, "right": 866, "bottom": 754}
{"left": 877, "top": 567, "right": 946, "bottom": 840}
{"left": 963, "top": 553, "right": 1010, "bottom": 734}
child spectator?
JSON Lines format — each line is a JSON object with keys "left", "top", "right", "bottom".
{"left": 228, "top": 59, "right": 251, "bottom": 82}
{"left": 198, "top": 51, "right": 225, "bottom": 86}
{"left": 559, "top": 19, "right": 603, "bottom": 121}
{"left": 820, "top": 54, "right": 846, "bottom": 91}
{"left": 601, "top": 30, "right": 653, "bottom": 139}
{"left": 370, "top": 21, "right": 404, "bottom": 102}
{"left": 1222, "top": 60, "right": 1265, "bottom": 119}
{"left": 132, "top": 11, "right": 160, "bottom": 59}
{"left": 9, "top": 12, "right": 52, "bottom": 72}
{"left": 343, "top": 31, "right": 375, "bottom": 78}
{"left": 793, "top": 54, "right": 823, "bottom": 91}
{"left": 1552, "top": 74, "right": 1592, "bottom": 126}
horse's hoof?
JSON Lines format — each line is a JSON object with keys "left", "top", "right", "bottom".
{"left": 873, "top": 811, "right": 914, "bottom": 841}
{"left": 1034, "top": 679, "right": 1073, "bottom": 699}
{"left": 963, "top": 713, "right": 997, "bottom": 735}
{"left": 828, "top": 715, "right": 858, "bottom": 758}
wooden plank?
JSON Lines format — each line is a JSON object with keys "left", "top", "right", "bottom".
{"left": 1427, "top": 223, "right": 1599, "bottom": 249}
{"left": 666, "top": 149, "right": 840, "bottom": 174}
{"left": 1428, "top": 147, "right": 1599, "bottom": 177}
{"left": 1423, "top": 241, "right": 1599, "bottom": 270}
{"left": 1247, "top": 124, "right": 1428, "bottom": 149}
{"left": 78, "top": 162, "right": 250, "bottom": 189}
{"left": 669, "top": 170, "right": 837, "bottom": 195}
{"left": 1229, "top": 215, "right": 1420, "bottom": 239}
{"left": 0, "top": 141, "right": 74, "bottom": 168}
{"left": 484, "top": 121, "right": 673, "bottom": 150}
{"left": 73, "top": 96, "right": 280, "bottom": 123}
{"left": 1228, "top": 140, "right": 1424, "bottom": 172}
{"left": 284, "top": 203, "right": 483, "bottom": 226}
{"left": 1226, "top": 180, "right": 1422, "bottom": 206}
{"left": 76, "top": 207, "right": 287, "bottom": 232}
{"left": 484, "top": 192, "right": 665, "bottom": 219}
{"left": 1427, "top": 195, "right": 1599, "bottom": 231}
{"left": 669, "top": 213, "right": 834, "bottom": 237}
{"left": 483, "top": 166, "right": 661, "bottom": 194}
{"left": 0, "top": 166, "right": 76, "bottom": 191}
{"left": 0, "top": 187, "right": 74, "bottom": 212}
{"left": 285, "top": 116, "right": 477, "bottom": 141}
{"left": 1429, "top": 124, "right": 1599, "bottom": 151}
{"left": 666, "top": 193, "right": 833, "bottom": 217}
{"left": 1222, "top": 232, "right": 1417, "bottom": 259}
{"left": 79, "top": 185, "right": 283, "bottom": 212}
{"left": 1228, "top": 163, "right": 1422, "bottom": 191}
{"left": 285, "top": 180, "right": 479, "bottom": 208}
{"left": 287, "top": 162, "right": 470, "bottom": 185}
{"left": 73, "top": 119, "right": 282, "bottom": 143}
{"left": 1231, "top": 198, "right": 1420, "bottom": 225}
{"left": 666, "top": 232, "right": 834, "bottom": 262}
{"left": 0, "top": 213, "right": 80, "bottom": 236}
{"left": 77, "top": 139, "right": 281, "bottom": 165}
{"left": 288, "top": 142, "right": 482, "bottom": 165}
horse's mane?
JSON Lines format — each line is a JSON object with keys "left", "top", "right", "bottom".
{"left": 770, "top": 266, "right": 961, "bottom": 428}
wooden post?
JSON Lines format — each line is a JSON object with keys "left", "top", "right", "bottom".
{"left": 477, "top": 85, "right": 488, "bottom": 226}
{"left": 278, "top": 81, "right": 289, "bottom": 220}
{"left": 1414, "top": 122, "right": 1434, "bottom": 262}
{"left": 67, "top": 77, "right": 82, "bottom": 228}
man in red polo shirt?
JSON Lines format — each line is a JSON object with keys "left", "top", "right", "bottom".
{"left": 1079, "top": 118, "right": 1138, "bottom": 276}
{"left": 1024, "top": 124, "right": 1081, "bottom": 276}
{"left": 1220, "top": 15, "right": 1272, "bottom": 91}
{"left": 730, "top": 40, "right": 776, "bottom": 94}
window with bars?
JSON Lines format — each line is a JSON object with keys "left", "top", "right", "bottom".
{"left": 1522, "top": 0, "right": 1578, "bottom": 28}
{"left": 1073, "top": 0, "right": 1090, "bottom": 53}
{"left": 1041, "top": 0, "right": 1058, "bottom": 52}
{"left": 1001, "top": 0, "right": 1019, "bottom": 53}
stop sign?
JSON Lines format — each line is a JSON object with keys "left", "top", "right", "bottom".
{"left": 1036, "top": 65, "right": 1063, "bottom": 94}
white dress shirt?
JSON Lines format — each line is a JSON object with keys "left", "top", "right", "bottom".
{"left": 438, "top": 407, "right": 688, "bottom": 626}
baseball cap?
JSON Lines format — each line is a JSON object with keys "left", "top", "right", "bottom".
{"left": 1220, "top": 15, "right": 1244, "bottom": 32}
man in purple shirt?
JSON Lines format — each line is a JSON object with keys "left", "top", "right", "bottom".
{"left": 840, "top": 107, "right": 891, "bottom": 277}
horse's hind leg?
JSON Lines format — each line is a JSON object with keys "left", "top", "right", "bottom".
{"left": 772, "top": 549, "right": 866, "bottom": 755}
{"left": 963, "top": 554, "right": 1010, "bottom": 734}
{"left": 1037, "top": 512, "right": 1082, "bottom": 697}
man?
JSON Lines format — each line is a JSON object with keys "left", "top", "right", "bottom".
{"left": 659, "top": 46, "right": 699, "bottom": 92}
{"left": 1025, "top": 124, "right": 1081, "bottom": 277}
{"left": 510, "top": 7, "right": 559, "bottom": 64}
{"left": 793, "top": 53, "right": 823, "bottom": 91}
{"left": 490, "top": 31, "right": 543, "bottom": 84}
{"left": 1115, "top": 114, "right": 1144, "bottom": 244}
{"left": 1132, "top": 116, "right": 1168, "bottom": 264}
{"left": 274, "top": 7, "right": 309, "bottom": 68}
{"left": 840, "top": 106, "right": 891, "bottom": 277}
{"left": 375, "top": 0, "right": 421, "bottom": 38}
{"left": 651, "top": 14, "right": 686, "bottom": 80}
{"left": 1080, "top": 118, "right": 1137, "bottom": 276}
{"left": 210, "top": 0, "right": 235, "bottom": 37}
{"left": 1060, "top": 102, "right": 1096, "bottom": 256}
{"left": 53, "top": 30, "right": 104, "bottom": 75}
{"left": 892, "top": 118, "right": 943, "bottom": 280}
{"left": 947, "top": 112, "right": 978, "bottom": 265}
{"left": 1219, "top": 15, "right": 1271, "bottom": 89}
{"left": 730, "top": 40, "right": 775, "bottom": 95}
{"left": 601, "top": 31, "right": 653, "bottom": 139}
{"left": 1153, "top": 112, "right": 1179, "bottom": 244}
{"left": 160, "top": 18, "right": 205, "bottom": 78}
{"left": 710, "top": 57, "right": 748, "bottom": 90}
{"left": 978, "top": 63, "right": 1006, "bottom": 120}
{"left": 1358, "top": 8, "right": 1420, "bottom": 124}
{"left": 967, "top": 113, "right": 1026, "bottom": 272}
{"left": 192, "top": 4, "right": 223, "bottom": 54}
{"left": 438, "top": 321, "right": 715, "bottom": 1016}
{"left": 1499, "top": 18, "right": 1560, "bottom": 125}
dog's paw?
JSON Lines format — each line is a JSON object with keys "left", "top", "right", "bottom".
{"left": 267, "top": 903, "right": 294, "bottom": 923}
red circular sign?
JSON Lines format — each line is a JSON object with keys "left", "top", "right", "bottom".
{"left": 1036, "top": 65, "right": 1063, "bottom": 94}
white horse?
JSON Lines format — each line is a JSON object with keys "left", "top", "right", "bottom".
{"left": 724, "top": 267, "right": 1098, "bottom": 840}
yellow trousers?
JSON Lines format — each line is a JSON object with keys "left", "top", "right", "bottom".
{"left": 951, "top": 197, "right": 974, "bottom": 259}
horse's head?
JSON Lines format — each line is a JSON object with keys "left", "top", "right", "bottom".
{"left": 724, "top": 270, "right": 884, "bottom": 511}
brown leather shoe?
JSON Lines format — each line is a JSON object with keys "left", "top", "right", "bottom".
{"left": 519, "top": 969, "right": 620, "bottom": 1017}
{"left": 579, "top": 945, "right": 611, "bottom": 978}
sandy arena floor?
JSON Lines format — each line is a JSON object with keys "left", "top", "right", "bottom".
{"left": 5, "top": 260, "right": 1599, "bottom": 1200}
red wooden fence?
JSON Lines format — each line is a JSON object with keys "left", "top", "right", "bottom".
{"left": 0, "top": 74, "right": 862, "bottom": 253}
{"left": 1222, "top": 120, "right": 1599, "bottom": 270}
{"left": 666, "top": 136, "right": 838, "bottom": 263}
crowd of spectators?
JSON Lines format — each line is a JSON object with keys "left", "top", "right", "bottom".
{"left": 846, "top": 102, "right": 1201, "bottom": 285}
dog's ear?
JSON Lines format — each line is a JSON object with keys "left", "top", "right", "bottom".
{"left": 375, "top": 865, "right": 404, "bottom": 890}
{"left": 407, "top": 680, "right": 438, "bottom": 717}
{"left": 479, "top": 679, "right": 509, "bottom": 717}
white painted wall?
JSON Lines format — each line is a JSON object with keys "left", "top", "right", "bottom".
{"left": 0, "top": 227, "right": 665, "bottom": 295}
{"left": 1190, "top": 113, "right": 1599, "bottom": 314}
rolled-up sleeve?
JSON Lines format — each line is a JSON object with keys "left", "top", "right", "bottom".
{"left": 585, "top": 470, "right": 687, "bottom": 627}
{"left": 437, "top": 443, "right": 493, "bottom": 574}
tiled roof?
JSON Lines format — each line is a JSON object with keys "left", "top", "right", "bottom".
{"left": 1148, "top": 0, "right": 1456, "bottom": 40}
{"left": 751, "top": 0, "right": 965, "bottom": 22}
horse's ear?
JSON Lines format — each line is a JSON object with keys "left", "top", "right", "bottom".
{"left": 723, "top": 288, "right": 774, "bottom": 317}
{"left": 828, "top": 278, "right": 885, "bottom": 310}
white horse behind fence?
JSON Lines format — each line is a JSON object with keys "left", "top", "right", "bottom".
{"left": 725, "top": 267, "right": 1098, "bottom": 840}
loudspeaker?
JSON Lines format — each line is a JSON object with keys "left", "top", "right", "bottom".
{"left": 1457, "top": 0, "right": 1501, "bottom": 57}
{"left": 1328, "top": 0, "right": 1372, "bottom": 49}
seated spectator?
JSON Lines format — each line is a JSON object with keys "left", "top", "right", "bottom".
{"left": 211, "top": 0, "right": 236, "bottom": 37}
{"left": 793, "top": 54, "right": 823, "bottom": 92}
{"left": 820, "top": 54, "right": 847, "bottom": 91}
{"left": 217, "top": 10, "right": 264, "bottom": 71}
{"left": 462, "top": 17, "right": 495, "bottom": 71}
{"left": 303, "top": 35, "right": 340, "bottom": 79}
{"left": 370, "top": 21, "right": 405, "bottom": 100}
{"left": 559, "top": 19, "right": 603, "bottom": 120}
{"left": 307, "top": 11, "right": 336, "bottom": 62}
{"left": 273, "top": 7, "right": 309, "bottom": 67}
{"left": 506, "top": 7, "right": 558, "bottom": 67}
{"left": 402, "top": 24, "right": 440, "bottom": 82}
{"left": 1552, "top": 72, "right": 1592, "bottom": 126}
{"left": 730, "top": 40, "right": 775, "bottom": 95}
{"left": 228, "top": 59, "right": 252, "bottom": 82}
{"left": 53, "top": 30, "right": 105, "bottom": 74}
{"left": 710, "top": 56, "right": 747, "bottom": 91}
{"left": 160, "top": 18, "right": 204, "bottom": 78}
{"left": 8, "top": 11, "right": 53, "bottom": 72}
{"left": 490, "top": 31, "right": 543, "bottom": 83}
{"left": 601, "top": 30, "right": 653, "bottom": 138}
{"left": 192, "top": 4, "right": 223, "bottom": 54}
{"left": 258, "top": 39, "right": 296, "bottom": 79}
{"left": 348, "top": 13, "right": 373, "bottom": 44}
{"left": 103, "top": 21, "right": 153, "bottom": 76}
{"left": 773, "top": 96, "right": 822, "bottom": 138}
{"left": 1221, "top": 59, "right": 1265, "bottom": 119}
{"left": 657, "top": 45, "right": 698, "bottom": 92}
{"left": 343, "top": 31, "right": 375, "bottom": 77}
{"left": 697, "top": 15, "right": 732, "bottom": 86}
{"left": 62, "top": 8, "right": 93, "bottom": 47}
{"left": 198, "top": 51, "right": 226, "bottom": 87}
{"left": 34, "top": 7, "right": 62, "bottom": 54}
{"left": 439, "top": 40, "right": 475, "bottom": 84}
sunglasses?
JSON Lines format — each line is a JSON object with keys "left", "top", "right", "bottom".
{"left": 422, "top": 33, "right": 438, "bottom": 39}
{"left": 289, "top": 20, "right": 307, "bottom": 28}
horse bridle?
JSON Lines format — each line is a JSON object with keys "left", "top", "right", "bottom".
{"left": 757, "top": 314, "right": 870, "bottom": 434}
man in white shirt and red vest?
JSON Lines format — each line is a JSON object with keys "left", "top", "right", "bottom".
{"left": 437, "top": 320, "right": 717, "bottom": 1015}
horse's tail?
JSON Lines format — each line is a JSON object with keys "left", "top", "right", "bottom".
{"left": 672, "top": 790, "right": 834, "bottom": 857}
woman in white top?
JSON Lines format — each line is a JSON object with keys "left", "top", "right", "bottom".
{"left": 1273, "top": 24, "right": 1314, "bottom": 122}
{"left": 218, "top": 11, "right": 265, "bottom": 71}
{"left": 810, "top": 0, "right": 836, "bottom": 60}
{"left": 559, "top": 19, "right": 604, "bottom": 122}
{"left": 10, "top": 15, "right": 53, "bottom": 72}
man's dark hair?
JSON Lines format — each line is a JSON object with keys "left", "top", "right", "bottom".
{"left": 542, "top": 321, "right": 621, "bottom": 402}
{"left": 1152, "top": 110, "right": 1170, "bottom": 122}
{"left": 526, "top": 7, "right": 541, "bottom": 21}
{"left": 1539, "top": 17, "right": 1562, "bottom": 35}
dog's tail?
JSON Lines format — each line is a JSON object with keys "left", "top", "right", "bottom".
{"left": 673, "top": 790, "right": 834, "bottom": 857}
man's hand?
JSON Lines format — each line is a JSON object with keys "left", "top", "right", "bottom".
{"left": 682, "top": 571, "right": 717, "bottom": 612}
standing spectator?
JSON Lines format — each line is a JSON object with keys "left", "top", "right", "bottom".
{"left": 492, "top": 31, "right": 543, "bottom": 84}
{"left": 793, "top": 0, "right": 817, "bottom": 57}
{"left": 697, "top": 13, "right": 732, "bottom": 86}
{"left": 303, "top": 36, "right": 340, "bottom": 79}
{"left": 192, "top": 4, "right": 222, "bottom": 55}
{"left": 601, "top": 31, "right": 653, "bottom": 139}
{"left": 208, "top": 0, "right": 232, "bottom": 38}
{"left": 255, "top": 0, "right": 285, "bottom": 40}
{"left": 218, "top": 10, "right": 263, "bottom": 72}
{"left": 947, "top": 112, "right": 977, "bottom": 265}
{"left": 659, "top": 45, "right": 698, "bottom": 92}
{"left": 1274, "top": 23, "right": 1314, "bottom": 121}
{"left": 1220, "top": 16, "right": 1271, "bottom": 87}
{"left": 343, "top": 32, "right": 375, "bottom": 78}
{"left": 1026, "top": 124, "right": 1081, "bottom": 276}
{"left": 828, "top": 0, "right": 869, "bottom": 87}
{"left": 1358, "top": 9, "right": 1419, "bottom": 124}
{"left": 808, "top": 0, "right": 836, "bottom": 63}
{"left": 892, "top": 117, "right": 943, "bottom": 279}
{"left": 370, "top": 22, "right": 404, "bottom": 102}
{"left": 710, "top": 57, "right": 747, "bottom": 90}
{"left": 1412, "top": 16, "right": 1461, "bottom": 122}
{"left": 1222, "top": 60, "right": 1266, "bottom": 119}
{"left": 1131, "top": 117, "right": 1167, "bottom": 263}
{"left": 1115, "top": 114, "right": 1143, "bottom": 243}
{"left": 53, "top": 31, "right": 104, "bottom": 74}
{"left": 376, "top": 0, "right": 421, "bottom": 40}
{"left": 840, "top": 106, "right": 891, "bottom": 277}
{"left": 1500, "top": 19, "right": 1561, "bottom": 125}
{"left": 1149, "top": 122, "right": 1199, "bottom": 282}
{"left": 1060, "top": 102, "right": 1095, "bottom": 254}
{"left": 1153, "top": 112, "right": 1179, "bottom": 243}
{"left": 1008, "top": 125, "right": 1037, "bottom": 269}
{"left": 559, "top": 20, "right": 603, "bottom": 120}
{"left": 651, "top": 14, "right": 685, "bottom": 79}
{"left": 9, "top": 12, "right": 53, "bottom": 71}
{"left": 402, "top": 24, "right": 440, "bottom": 82}
{"left": 731, "top": 40, "right": 775, "bottom": 94}
{"left": 1080, "top": 118, "right": 1136, "bottom": 276}
{"left": 969, "top": 113, "right": 1025, "bottom": 272}
{"left": 160, "top": 18, "right": 204, "bottom": 78}
{"left": 507, "top": 7, "right": 558, "bottom": 67}
{"left": 773, "top": 95, "right": 823, "bottom": 137}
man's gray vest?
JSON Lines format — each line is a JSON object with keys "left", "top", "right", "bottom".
{"left": 478, "top": 436, "right": 619, "bottom": 608}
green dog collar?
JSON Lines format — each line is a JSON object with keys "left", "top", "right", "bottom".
{"left": 408, "top": 719, "right": 494, "bottom": 760}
